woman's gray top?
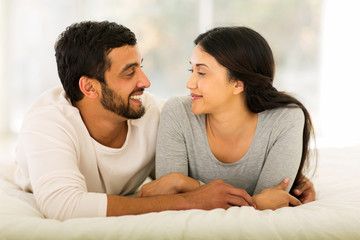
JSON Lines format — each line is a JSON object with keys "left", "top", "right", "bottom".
{"left": 156, "top": 96, "right": 304, "bottom": 195}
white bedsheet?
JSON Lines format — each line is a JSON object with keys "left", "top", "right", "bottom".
{"left": 1, "top": 146, "right": 360, "bottom": 240}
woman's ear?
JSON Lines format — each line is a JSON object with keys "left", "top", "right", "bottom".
{"left": 79, "top": 76, "right": 99, "bottom": 99}
{"left": 233, "top": 81, "right": 244, "bottom": 95}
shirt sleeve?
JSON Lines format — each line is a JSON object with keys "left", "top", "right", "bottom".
{"left": 252, "top": 107, "right": 305, "bottom": 195}
{"left": 19, "top": 110, "right": 107, "bottom": 220}
{"left": 155, "top": 98, "right": 190, "bottom": 179}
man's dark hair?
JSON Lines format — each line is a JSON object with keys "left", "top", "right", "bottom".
{"left": 54, "top": 21, "right": 137, "bottom": 102}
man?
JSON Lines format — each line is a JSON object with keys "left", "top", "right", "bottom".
{"left": 14, "top": 21, "right": 315, "bottom": 221}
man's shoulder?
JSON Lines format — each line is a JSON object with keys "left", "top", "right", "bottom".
{"left": 142, "top": 92, "right": 165, "bottom": 112}
{"left": 26, "top": 86, "right": 73, "bottom": 111}
{"left": 23, "top": 86, "right": 79, "bottom": 126}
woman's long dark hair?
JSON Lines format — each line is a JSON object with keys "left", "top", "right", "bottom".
{"left": 195, "top": 26, "right": 316, "bottom": 190}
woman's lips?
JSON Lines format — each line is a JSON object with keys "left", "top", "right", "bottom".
{"left": 190, "top": 93, "right": 203, "bottom": 101}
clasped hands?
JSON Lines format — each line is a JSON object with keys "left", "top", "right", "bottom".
{"left": 137, "top": 172, "right": 315, "bottom": 211}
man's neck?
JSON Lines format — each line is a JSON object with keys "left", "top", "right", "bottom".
{"left": 74, "top": 99, "right": 129, "bottom": 149}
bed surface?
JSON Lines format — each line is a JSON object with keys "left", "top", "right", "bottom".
{"left": 1, "top": 145, "right": 360, "bottom": 240}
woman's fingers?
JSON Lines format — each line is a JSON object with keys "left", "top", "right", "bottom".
{"left": 276, "top": 178, "right": 290, "bottom": 190}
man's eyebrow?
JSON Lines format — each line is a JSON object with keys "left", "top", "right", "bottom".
{"left": 120, "top": 58, "right": 144, "bottom": 73}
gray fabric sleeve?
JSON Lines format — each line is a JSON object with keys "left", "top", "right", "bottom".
{"left": 155, "top": 98, "right": 189, "bottom": 179}
{"left": 252, "top": 107, "right": 305, "bottom": 195}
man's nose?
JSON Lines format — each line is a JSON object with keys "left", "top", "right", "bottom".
{"left": 137, "top": 69, "right": 151, "bottom": 88}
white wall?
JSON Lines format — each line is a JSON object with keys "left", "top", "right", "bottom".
{"left": 319, "top": 0, "right": 360, "bottom": 147}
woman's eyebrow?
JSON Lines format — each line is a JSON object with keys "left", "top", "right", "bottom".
{"left": 189, "top": 61, "right": 209, "bottom": 68}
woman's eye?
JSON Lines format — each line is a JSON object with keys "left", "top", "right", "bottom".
{"left": 188, "top": 68, "right": 205, "bottom": 76}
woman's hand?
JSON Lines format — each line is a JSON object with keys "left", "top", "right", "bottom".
{"left": 252, "top": 178, "right": 302, "bottom": 210}
{"left": 136, "top": 173, "right": 200, "bottom": 197}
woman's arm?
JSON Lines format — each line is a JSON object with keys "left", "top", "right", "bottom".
{"left": 253, "top": 107, "right": 305, "bottom": 195}
{"left": 138, "top": 175, "right": 300, "bottom": 210}
{"left": 155, "top": 98, "right": 189, "bottom": 178}
{"left": 153, "top": 98, "right": 199, "bottom": 195}
{"left": 137, "top": 172, "right": 200, "bottom": 197}
{"left": 252, "top": 178, "right": 301, "bottom": 210}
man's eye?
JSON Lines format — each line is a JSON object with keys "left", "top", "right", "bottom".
{"left": 127, "top": 71, "right": 135, "bottom": 77}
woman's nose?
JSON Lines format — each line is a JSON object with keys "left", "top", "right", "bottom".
{"left": 186, "top": 74, "right": 197, "bottom": 90}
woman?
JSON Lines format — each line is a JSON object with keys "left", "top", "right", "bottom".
{"left": 139, "top": 26, "right": 316, "bottom": 210}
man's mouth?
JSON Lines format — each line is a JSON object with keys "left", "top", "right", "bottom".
{"left": 190, "top": 93, "right": 203, "bottom": 101}
{"left": 129, "top": 88, "right": 145, "bottom": 104}
{"left": 130, "top": 95, "right": 142, "bottom": 100}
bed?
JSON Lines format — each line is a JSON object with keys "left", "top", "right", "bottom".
{"left": 1, "top": 145, "right": 360, "bottom": 240}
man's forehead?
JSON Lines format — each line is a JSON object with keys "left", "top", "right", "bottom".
{"left": 108, "top": 44, "right": 140, "bottom": 57}
{"left": 107, "top": 45, "right": 141, "bottom": 66}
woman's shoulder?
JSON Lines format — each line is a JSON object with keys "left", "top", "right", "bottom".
{"left": 162, "top": 95, "right": 192, "bottom": 113}
{"left": 160, "top": 96, "right": 201, "bottom": 126}
{"left": 267, "top": 105, "right": 303, "bottom": 117}
{"left": 261, "top": 105, "right": 304, "bottom": 126}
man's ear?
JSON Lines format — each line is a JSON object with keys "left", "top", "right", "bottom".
{"left": 79, "top": 76, "right": 99, "bottom": 98}
{"left": 233, "top": 81, "right": 244, "bottom": 95}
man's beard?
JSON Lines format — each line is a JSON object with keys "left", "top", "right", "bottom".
{"left": 100, "top": 83, "right": 145, "bottom": 119}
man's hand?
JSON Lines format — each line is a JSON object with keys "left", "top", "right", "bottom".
{"left": 137, "top": 175, "right": 256, "bottom": 210}
{"left": 137, "top": 173, "right": 200, "bottom": 197}
{"left": 108, "top": 178, "right": 256, "bottom": 216}
{"left": 182, "top": 179, "right": 256, "bottom": 210}
{"left": 292, "top": 178, "right": 316, "bottom": 204}
{"left": 252, "top": 178, "right": 302, "bottom": 210}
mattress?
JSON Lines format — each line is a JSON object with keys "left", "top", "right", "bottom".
{"left": 1, "top": 145, "right": 359, "bottom": 240}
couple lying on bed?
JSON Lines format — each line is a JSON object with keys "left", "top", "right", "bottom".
{"left": 13, "top": 21, "right": 316, "bottom": 221}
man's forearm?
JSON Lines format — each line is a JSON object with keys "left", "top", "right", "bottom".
{"left": 107, "top": 179, "right": 256, "bottom": 216}
{"left": 106, "top": 194, "right": 189, "bottom": 216}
